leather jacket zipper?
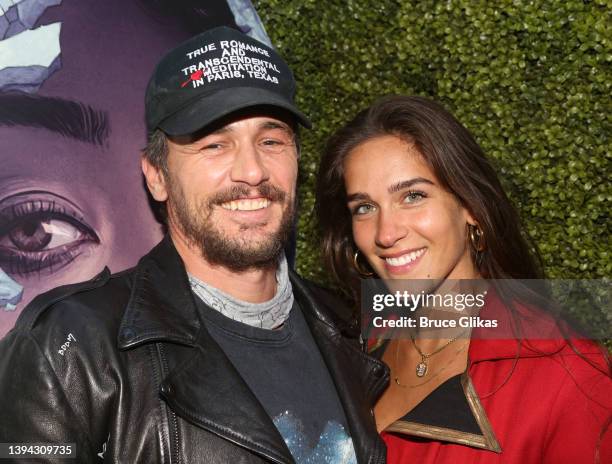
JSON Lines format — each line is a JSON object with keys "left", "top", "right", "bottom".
{"left": 157, "top": 344, "right": 181, "bottom": 464}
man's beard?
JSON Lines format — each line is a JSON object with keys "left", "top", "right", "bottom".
{"left": 167, "top": 179, "right": 295, "bottom": 272}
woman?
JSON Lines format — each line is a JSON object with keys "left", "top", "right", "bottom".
{"left": 316, "top": 95, "right": 611, "bottom": 463}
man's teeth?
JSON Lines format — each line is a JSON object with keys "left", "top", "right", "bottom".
{"left": 221, "top": 199, "right": 270, "bottom": 211}
{"left": 385, "top": 248, "right": 425, "bottom": 266}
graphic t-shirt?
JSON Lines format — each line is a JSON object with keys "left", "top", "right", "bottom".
{"left": 194, "top": 296, "right": 357, "bottom": 464}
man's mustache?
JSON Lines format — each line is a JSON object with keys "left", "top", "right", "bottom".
{"left": 208, "top": 183, "right": 287, "bottom": 207}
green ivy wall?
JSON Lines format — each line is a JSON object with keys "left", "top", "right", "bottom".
{"left": 254, "top": 0, "right": 610, "bottom": 332}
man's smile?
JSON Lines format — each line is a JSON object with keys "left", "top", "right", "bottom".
{"left": 219, "top": 197, "right": 271, "bottom": 211}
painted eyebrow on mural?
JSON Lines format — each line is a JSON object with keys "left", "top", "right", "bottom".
{"left": 0, "top": 93, "right": 109, "bottom": 146}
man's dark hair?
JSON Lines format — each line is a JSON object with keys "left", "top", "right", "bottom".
{"left": 144, "top": 129, "right": 170, "bottom": 173}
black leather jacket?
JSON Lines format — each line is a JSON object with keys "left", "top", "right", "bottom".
{"left": 0, "top": 238, "right": 389, "bottom": 463}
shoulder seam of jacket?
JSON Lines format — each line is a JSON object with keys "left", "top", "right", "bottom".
{"left": 20, "top": 267, "right": 112, "bottom": 331}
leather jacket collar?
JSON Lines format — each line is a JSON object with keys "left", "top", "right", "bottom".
{"left": 118, "top": 236, "right": 201, "bottom": 349}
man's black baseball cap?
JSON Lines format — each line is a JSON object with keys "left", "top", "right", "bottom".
{"left": 145, "top": 26, "right": 311, "bottom": 136}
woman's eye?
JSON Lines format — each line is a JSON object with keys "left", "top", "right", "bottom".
{"left": 403, "top": 190, "right": 426, "bottom": 204}
{"left": 0, "top": 193, "right": 99, "bottom": 275}
{"left": 352, "top": 203, "right": 375, "bottom": 216}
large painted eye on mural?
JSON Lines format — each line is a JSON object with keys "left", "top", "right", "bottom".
{"left": 0, "top": 0, "right": 270, "bottom": 338}
{"left": 0, "top": 190, "right": 100, "bottom": 273}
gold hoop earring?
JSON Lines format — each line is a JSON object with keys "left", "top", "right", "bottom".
{"left": 353, "top": 251, "right": 374, "bottom": 277}
{"left": 468, "top": 224, "right": 485, "bottom": 252}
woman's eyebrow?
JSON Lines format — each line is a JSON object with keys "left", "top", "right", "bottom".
{"left": 388, "top": 177, "right": 434, "bottom": 193}
{"left": 347, "top": 177, "right": 435, "bottom": 202}
{"left": 346, "top": 192, "right": 370, "bottom": 202}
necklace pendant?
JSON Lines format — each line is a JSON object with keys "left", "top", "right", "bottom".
{"left": 416, "top": 361, "right": 428, "bottom": 377}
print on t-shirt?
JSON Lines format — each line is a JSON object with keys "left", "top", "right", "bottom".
{"left": 274, "top": 411, "right": 357, "bottom": 464}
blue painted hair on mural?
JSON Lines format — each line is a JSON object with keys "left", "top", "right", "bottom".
{"left": 0, "top": 92, "right": 109, "bottom": 146}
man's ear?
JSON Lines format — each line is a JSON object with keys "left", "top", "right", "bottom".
{"left": 141, "top": 156, "right": 168, "bottom": 202}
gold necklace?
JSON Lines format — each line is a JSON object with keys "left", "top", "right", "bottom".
{"left": 394, "top": 340, "right": 468, "bottom": 388}
{"left": 409, "top": 329, "right": 469, "bottom": 377}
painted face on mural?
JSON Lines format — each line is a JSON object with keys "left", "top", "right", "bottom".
{"left": 0, "top": 0, "right": 263, "bottom": 337}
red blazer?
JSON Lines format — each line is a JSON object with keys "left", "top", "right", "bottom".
{"left": 381, "top": 294, "right": 612, "bottom": 464}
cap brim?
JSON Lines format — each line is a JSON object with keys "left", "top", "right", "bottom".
{"left": 158, "top": 87, "right": 311, "bottom": 136}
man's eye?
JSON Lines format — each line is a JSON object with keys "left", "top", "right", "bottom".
{"left": 0, "top": 193, "right": 99, "bottom": 275}
{"left": 202, "top": 143, "right": 223, "bottom": 150}
{"left": 260, "top": 138, "right": 295, "bottom": 156}
{"left": 261, "top": 139, "right": 283, "bottom": 147}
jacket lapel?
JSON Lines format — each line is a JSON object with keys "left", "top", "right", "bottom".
{"left": 290, "top": 273, "right": 389, "bottom": 464}
{"left": 160, "top": 328, "right": 295, "bottom": 464}
{"left": 118, "top": 237, "right": 294, "bottom": 463}
{"left": 118, "top": 237, "right": 200, "bottom": 348}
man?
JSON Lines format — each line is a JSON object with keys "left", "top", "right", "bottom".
{"left": 0, "top": 0, "right": 267, "bottom": 338}
{"left": 0, "top": 27, "right": 388, "bottom": 463}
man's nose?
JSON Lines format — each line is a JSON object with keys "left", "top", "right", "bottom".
{"left": 230, "top": 143, "right": 270, "bottom": 185}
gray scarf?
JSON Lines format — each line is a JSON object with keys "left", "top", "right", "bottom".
{"left": 189, "top": 255, "right": 294, "bottom": 329}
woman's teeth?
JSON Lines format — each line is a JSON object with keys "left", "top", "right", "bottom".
{"left": 385, "top": 248, "right": 425, "bottom": 266}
